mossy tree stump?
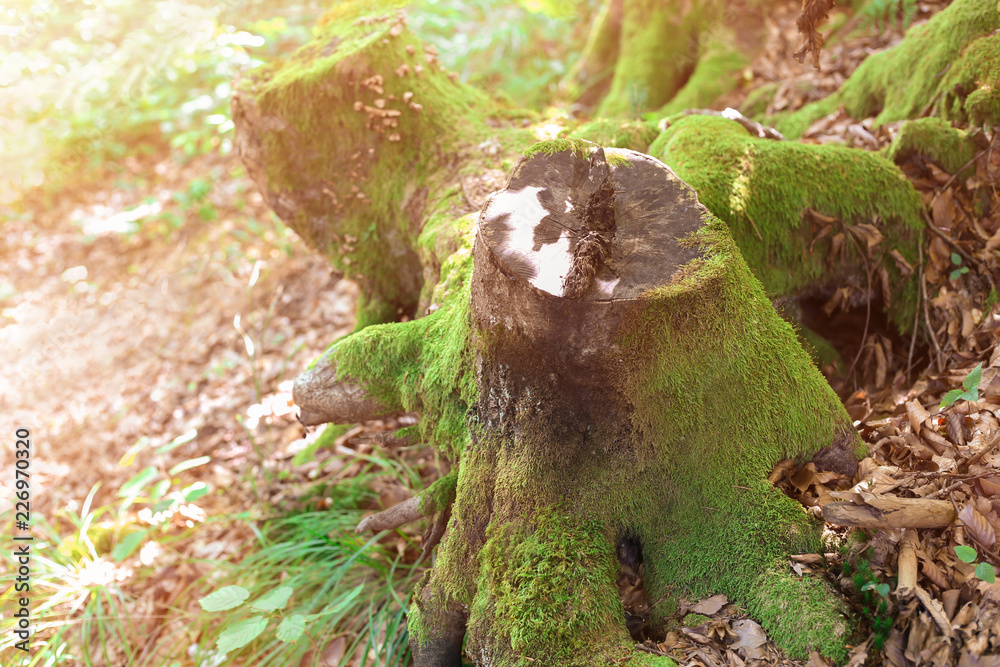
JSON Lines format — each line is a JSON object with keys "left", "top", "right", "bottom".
{"left": 297, "top": 142, "right": 863, "bottom": 665}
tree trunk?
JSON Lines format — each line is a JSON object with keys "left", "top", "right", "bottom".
{"left": 562, "top": 0, "right": 765, "bottom": 118}
{"left": 306, "top": 141, "right": 860, "bottom": 664}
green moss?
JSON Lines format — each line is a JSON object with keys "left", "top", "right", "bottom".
{"left": 467, "top": 509, "right": 631, "bottom": 665}
{"left": 318, "top": 240, "right": 476, "bottom": 460}
{"left": 522, "top": 138, "right": 596, "bottom": 159}
{"left": 882, "top": 117, "right": 977, "bottom": 174}
{"left": 752, "top": 566, "right": 853, "bottom": 660}
{"left": 417, "top": 469, "right": 458, "bottom": 515}
{"left": 567, "top": 119, "right": 660, "bottom": 152}
{"left": 614, "top": 217, "right": 854, "bottom": 660}
{"left": 779, "top": 0, "right": 1000, "bottom": 136}
{"left": 939, "top": 31, "right": 1000, "bottom": 127}
{"left": 649, "top": 114, "right": 922, "bottom": 331}
{"left": 682, "top": 613, "right": 710, "bottom": 627}
{"left": 797, "top": 324, "right": 844, "bottom": 371}
{"left": 239, "top": 9, "right": 494, "bottom": 325}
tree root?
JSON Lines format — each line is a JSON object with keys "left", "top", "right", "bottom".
{"left": 356, "top": 496, "right": 424, "bottom": 533}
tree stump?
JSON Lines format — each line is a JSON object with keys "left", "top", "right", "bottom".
{"left": 402, "top": 141, "right": 861, "bottom": 665}
{"left": 290, "top": 140, "right": 862, "bottom": 664}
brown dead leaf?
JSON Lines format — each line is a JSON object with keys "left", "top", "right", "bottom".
{"left": 889, "top": 248, "right": 915, "bottom": 276}
{"left": 933, "top": 189, "right": 955, "bottom": 230}
{"left": 731, "top": 618, "right": 767, "bottom": 660}
{"left": 906, "top": 399, "right": 930, "bottom": 436}
{"left": 689, "top": 594, "right": 728, "bottom": 616}
{"left": 850, "top": 223, "right": 885, "bottom": 250}
{"left": 958, "top": 503, "right": 997, "bottom": 548}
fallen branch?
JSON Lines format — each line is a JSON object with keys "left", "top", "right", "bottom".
{"left": 822, "top": 496, "right": 956, "bottom": 530}
{"left": 680, "top": 108, "right": 784, "bottom": 140}
{"left": 897, "top": 529, "right": 919, "bottom": 591}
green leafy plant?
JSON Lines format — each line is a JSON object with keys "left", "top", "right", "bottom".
{"left": 199, "top": 583, "right": 364, "bottom": 655}
{"left": 939, "top": 362, "right": 983, "bottom": 410}
{"left": 954, "top": 545, "right": 997, "bottom": 583}
{"left": 949, "top": 252, "right": 970, "bottom": 281}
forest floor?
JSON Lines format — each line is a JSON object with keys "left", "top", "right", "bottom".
{"left": 1, "top": 1, "right": 999, "bottom": 665}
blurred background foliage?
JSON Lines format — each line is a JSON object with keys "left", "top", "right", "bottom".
{"left": 0, "top": 0, "right": 588, "bottom": 205}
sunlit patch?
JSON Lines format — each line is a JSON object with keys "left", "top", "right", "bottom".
{"left": 139, "top": 541, "right": 162, "bottom": 566}
{"left": 728, "top": 144, "right": 756, "bottom": 220}
{"left": 533, "top": 122, "right": 563, "bottom": 141}
{"left": 78, "top": 558, "right": 132, "bottom": 588}
{"left": 490, "top": 185, "right": 574, "bottom": 295}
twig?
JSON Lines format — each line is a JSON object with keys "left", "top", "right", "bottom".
{"left": 927, "top": 136, "right": 994, "bottom": 210}
{"left": 681, "top": 108, "right": 784, "bottom": 140}
{"left": 925, "top": 471, "right": 993, "bottom": 500}
{"left": 907, "top": 237, "right": 923, "bottom": 371}
{"left": 843, "top": 226, "right": 872, "bottom": 388}
{"left": 635, "top": 645, "right": 672, "bottom": 657}
{"left": 920, "top": 208, "right": 976, "bottom": 267}
{"left": 962, "top": 431, "right": 1000, "bottom": 470}
{"left": 355, "top": 496, "right": 425, "bottom": 533}
{"left": 921, "top": 268, "right": 944, "bottom": 373}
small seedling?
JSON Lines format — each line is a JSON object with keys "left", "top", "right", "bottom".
{"left": 939, "top": 363, "right": 982, "bottom": 410}
{"left": 954, "top": 545, "right": 996, "bottom": 583}
{"left": 949, "top": 253, "right": 970, "bottom": 281}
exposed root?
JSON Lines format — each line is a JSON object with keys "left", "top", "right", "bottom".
{"left": 356, "top": 496, "right": 424, "bottom": 533}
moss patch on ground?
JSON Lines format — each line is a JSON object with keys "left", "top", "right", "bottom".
{"left": 650, "top": 114, "right": 922, "bottom": 331}
{"left": 776, "top": 0, "right": 1000, "bottom": 137}
{"left": 882, "top": 117, "right": 978, "bottom": 174}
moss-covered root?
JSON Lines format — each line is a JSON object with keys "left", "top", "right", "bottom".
{"left": 558, "top": 0, "right": 623, "bottom": 107}
{"left": 777, "top": 0, "right": 1000, "bottom": 137}
{"left": 883, "top": 117, "right": 978, "bottom": 175}
{"left": 649, "top": 114, "right": 922, "bottom": 331}
{"left": 750, "top": 564, "right": 853, "bottom": 661}
{"left": 293, "top": 238, "right": 475, "bottom": 458}
{"left": 232, "top": 6, "right": 492, "bottom": 327}
{"left": 567, "top": 119, "right": 660, "bottom": 152}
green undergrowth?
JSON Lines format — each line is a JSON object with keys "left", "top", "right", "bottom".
{"left": 650, "top": 114, "right": 922, "bottom": 331}
{"left": 883, "top": 117, "right": 978, "bottom": 174}
{"left": 188, "top": 507, "right": 421, "bottom": 666}
{"left": 777, "top": 0, "right": 1000, "bottom": 137}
